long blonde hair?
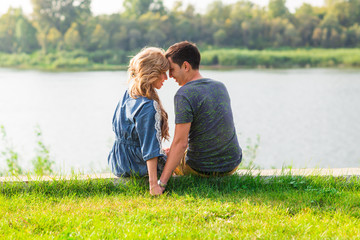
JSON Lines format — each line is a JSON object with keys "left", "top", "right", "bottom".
{"left": 128, "top": 47, "right": 170, "bottom": 141}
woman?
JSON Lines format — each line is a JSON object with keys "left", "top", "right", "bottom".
{"left": 108, "top": 47, "right": 169, "bottom": 195}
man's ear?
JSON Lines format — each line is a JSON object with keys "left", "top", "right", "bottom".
{"left": 183, "top": 61, "right": 192, "bottom": 71}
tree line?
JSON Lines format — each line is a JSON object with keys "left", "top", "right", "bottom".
{"left": 0, "top": 0, "right": 360, "bottom": 57}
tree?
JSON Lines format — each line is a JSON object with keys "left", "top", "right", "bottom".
{"left": 123, "top": 0, "right": 154, "bottom": 18}
{"left": 128, "top": 29, "right": 142, "bottom": 49}
{"left": 111, "top": 26, "right": 130, "bottom": 50}
{"left": 89, "top": 24, "right": 109, "bottom": 50}
{"left": 31, "top": 0, "right": 91, "bottom": 52}
{"left": 64, "top": 22, "right": 81, "bottom": 50}
{"left": 241, "top": 7, "right": 269, "bottom": 49}
{"left": 312, "top": 27, "right": 323, "bottom": 46}
{"left": 31, "top": 0, "right": 91, "bottom": 34}
{"left": 268, "top": 0, "right": 289, "bottom": 19}
{"left": 319, "top": 13, "right": 344, "bottom": 47}
{"left": 205, "top": 0, "right": 230, "bottom": 25}
{"left": 283, "top": 22, "right": 301, "bottom": 47}
{"left": 213, "top": 29, "right": 227, "bottom": 46}
{"left": 346, "top": 23, "right": 360, "bottom": 47}
{"left": 348, "top": 0, "right": 360, "bottom": 25}
{"left": 0, "top": 8, "right": 21, "bottom": 53}
{"left": 46, "top": 27, "right": 62, "bottom": 50}
{"left": 294, "top": 4, "right": 321, "bottom": 46}
{"left": 15, "top": 18, "right": 39, "bottom": 53}
{"left": 149, "top": 0, "right": 166, "bottom": 14}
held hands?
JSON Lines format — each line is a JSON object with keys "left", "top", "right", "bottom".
{"left": 163, "top": 147, "right": 170, "bottom": 156}
{"left": 149, "top": 183, "right": 165, "bottom": 196}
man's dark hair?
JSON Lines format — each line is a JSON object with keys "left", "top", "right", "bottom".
{"left": 165, "top": 41, "right": 201, "bottom": 70}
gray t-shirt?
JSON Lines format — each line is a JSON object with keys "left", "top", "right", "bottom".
{"left": 175, "top": 78, "right": 242, "bottom": 173}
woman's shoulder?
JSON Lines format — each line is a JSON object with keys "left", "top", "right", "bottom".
{"left": 123, "top": 90, "right": 153, "bottom": 105}
{"left": 125, "top": 94, "right": 156, "bottom": 115}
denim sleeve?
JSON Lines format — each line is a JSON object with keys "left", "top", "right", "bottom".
{"left": 175, "top": 94, "right": 193, "bottom": 124}
{"left": 135, "top": 101, "right": 165, "bottom": 161}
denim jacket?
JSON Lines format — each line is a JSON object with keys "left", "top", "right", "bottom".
{"left": 108, "top": 90, "right": 166, "bottom": 177}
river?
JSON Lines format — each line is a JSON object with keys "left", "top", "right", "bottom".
{"left": 0, "top": 68, "right": 359, "bottom": 173}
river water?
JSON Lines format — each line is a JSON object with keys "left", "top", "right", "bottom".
{"left": 0, "top": 68, "right": 359, "bottom": 173}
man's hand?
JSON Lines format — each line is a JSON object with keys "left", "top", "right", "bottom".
{"left": 150, "top": 184, "right": 164, "bottom": 196}
{"left": 160, "top": 123, "right": 191, "bottom": 184}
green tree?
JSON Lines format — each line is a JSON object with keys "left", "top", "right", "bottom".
{"left": 89, "top": 24, "right": 109, "bottom": 50}
{"left": 123, "top": 0, "right": 154, "bottom": 17}
{"left": 15, "top": 18, "right": 39, "bottom": 53}
{"left": 31, "top": 0, "right": 91, "bottom": 52}
{"left": 283, "top": 22, "right": 301, "bottom": 47}
{"left": 312, "top": 27, "right": 322, "bottom": 46}
{"left": 139, "top": 12, "right": 167, "bottom": 46}
{"left": 294, "top": 4, "right": 321, "bottom": 46}
{"left": 319, "top": 13, "right": 343, "bottom": 47}
{"left": 31, "top": 0, "right": 91, "bottom": 34}
{"left": 268, "top": 0, "right": 289, "bottom": 19}
{"left": 226, "top": 1, "right": 254, "bottom": 46}
{"left": 128, "top": 29, "right": 142, "bottom": 49}
{"left": 213, "top": 29, "right": 227, "bottom": 46}
{"left": 46, "top": 27, "right": 62, "bottom": 50}
{"left": 348, "top": 0, "right": 360, "bottom": 25}
{"left": 241, "top": 7, "right": 269, "bottom": 49}
{"left": 346, "top": 23, "right": 360, "bottom": 47}
{"left": 149, "top": 0, "right": 166, "bottom": 14}
{"left": 0, "top": 8, "right": 20, "bottom": 53}
{"left": 110, "top": 26, "right": 129, "bottom": 50}
{"left": 64, "top": 22, "right": 81, "bottom": 50}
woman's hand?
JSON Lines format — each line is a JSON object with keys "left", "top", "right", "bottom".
{"left": 163, "top": 147, "right": 170, "bottom": 156}
{"left": 150, "top": 184, "right": 164, "bottom": 196}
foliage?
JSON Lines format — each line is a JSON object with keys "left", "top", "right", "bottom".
{"left": 1, "top": 0, "right": 360, "bottom": 56}
{"left": 0, "top": 125, "right": 55, "bottom": 176}
{"left": 0, "top": 125, "right": 23, "bottom": 176}
{"left": 1, "top": 47, "right": 359, "bottom": 70}
{"left": 201, "top": 48, "right": 360, "bottom": 68}
{"left": 32, "top": 125, "right": 54, "bottom": 176}
{"left": 239, "top": 135, "right": 260, "bottom": 170}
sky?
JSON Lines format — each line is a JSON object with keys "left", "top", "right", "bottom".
{"left": 0, "top": 0, "right": 325, "bottom": 16}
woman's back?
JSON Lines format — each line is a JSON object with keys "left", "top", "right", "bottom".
{"left": 108, "top": 90, "right": 165, "bottom": 177}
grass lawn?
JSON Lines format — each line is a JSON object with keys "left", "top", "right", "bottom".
{"left": 1, "top": 173, "right": 359, "bottom": 239}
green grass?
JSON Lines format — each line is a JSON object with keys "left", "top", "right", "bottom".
{"left": 201, "top": 48, "right": 360, "bottom": 68}
{"left": 1, "top": 173, "right": 360, "bottom": 239}
{"left": 0, "top": 50, "right": 128, "bottom": 71}
{"left": 1, "top": 48, "right": 360, "bottom": 71}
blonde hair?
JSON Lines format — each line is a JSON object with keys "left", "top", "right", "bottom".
{"left": 128, "top": 47, "right": 170, "bottom": 141}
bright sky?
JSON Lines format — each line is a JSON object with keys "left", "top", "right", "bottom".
{"left": 0, "top": 0, "right": 325, "bottom": 16}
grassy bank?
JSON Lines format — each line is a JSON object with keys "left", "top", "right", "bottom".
{"left": 201, "top": 48, "right": 360, "bottom": 68}
{"left": 1, "top": 173, "right": 359, "bottom": 239}
{"left": 0, "top": 50, "right": 128, "bottom": 71}
{"left": 1, "top": 48, "right": 360, "bottom": 71}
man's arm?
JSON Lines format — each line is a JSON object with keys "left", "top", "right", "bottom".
{"left": 159, "top": 122, "right": 191, "bottom": 185}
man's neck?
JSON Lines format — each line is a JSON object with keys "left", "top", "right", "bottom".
{"left": 183, "top": 70, "right": 203, "bottom": 85}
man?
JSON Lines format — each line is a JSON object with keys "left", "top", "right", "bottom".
{"left": 157, "top": 41, "right": 242, "bottom": 190}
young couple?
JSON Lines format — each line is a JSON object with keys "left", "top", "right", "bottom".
{"left": 108, "top": 41, "right": 242, "bottom": 195}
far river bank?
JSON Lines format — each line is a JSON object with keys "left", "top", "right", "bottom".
{"left": 0, "top": 48, "right": 359, "bottom": 71}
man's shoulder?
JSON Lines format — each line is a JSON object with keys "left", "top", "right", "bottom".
{"left": 176, "top": 78, "right": 222, "bottom": 94}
